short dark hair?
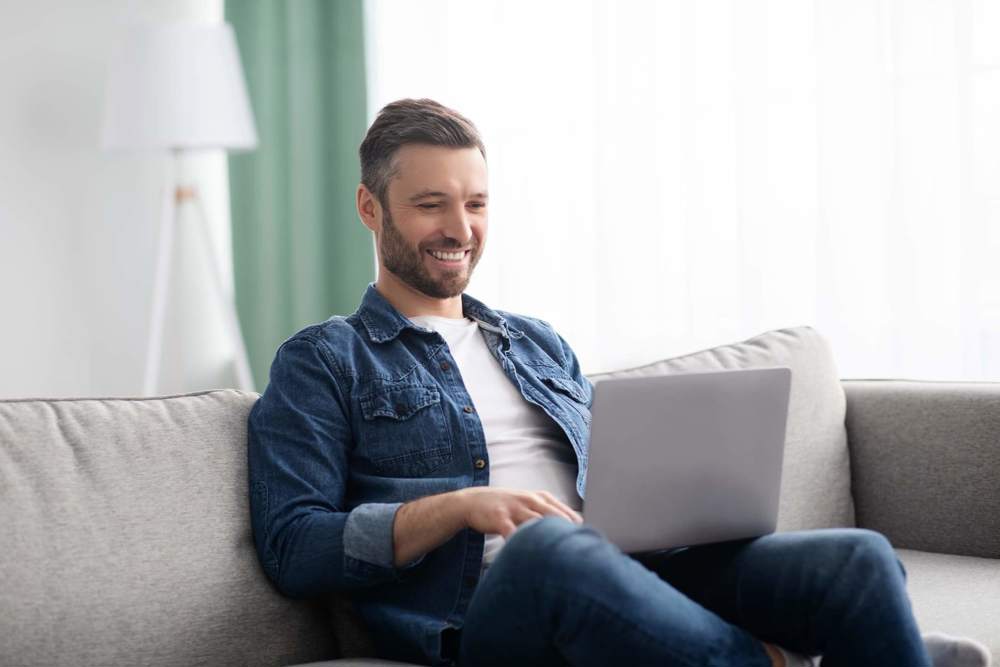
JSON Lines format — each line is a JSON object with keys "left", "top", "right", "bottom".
{"left": 359, "top": 98, "right": 486, "bottom": 209}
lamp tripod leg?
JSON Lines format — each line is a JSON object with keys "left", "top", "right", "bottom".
{"left": 142, "top": 161, "right": 176, "bottom": 397}
{"left": 189, "top": 190, "right": 256, "bottom": 393}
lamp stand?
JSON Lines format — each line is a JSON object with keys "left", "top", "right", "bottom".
{"left": 142, "top": 150, "right": 255, "bottom": 396}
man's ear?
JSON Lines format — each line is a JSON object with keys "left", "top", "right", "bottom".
{"left": 357, "top": 184, "right": 381, "bottom": 233}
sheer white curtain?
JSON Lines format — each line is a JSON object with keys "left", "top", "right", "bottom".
{"left": 365, "top": 0, "right": 1000, "bottom": 380}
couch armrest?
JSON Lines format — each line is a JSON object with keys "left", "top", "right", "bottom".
{"left": 843, "top": 379, "right": 1000, "bottom": 558}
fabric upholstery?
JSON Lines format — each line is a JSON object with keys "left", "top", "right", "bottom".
{"left": 844, "top": 380, "right": 1000, "bottom": 558}
{"left": 3, "top": 327, "right": 998, "bottom": 665}
{"left": 896, "top": 548, "right": 1000, "bottom": 658}
{"left": 291, "top": 661, "right": 422, "bottom": 667}
{"left": 587, "top": 325, "right": 856, "bottom": 531}
{"left": 0, "top": 390, "right": 340, "bottom": 667}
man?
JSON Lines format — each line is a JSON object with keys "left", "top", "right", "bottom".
{"left": 247, "top": 98, "right": 990, "bottom": 667}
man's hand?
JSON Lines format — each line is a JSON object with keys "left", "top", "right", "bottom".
{"left": 392, "top": 487, "right": 584, "bottom": 567}
{"left": 458, "top": 487, "right": 584, "bottom": 538}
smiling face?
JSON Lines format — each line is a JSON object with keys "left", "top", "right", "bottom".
{"left": 359, "top": 143, "right": 489, "bottom": 309}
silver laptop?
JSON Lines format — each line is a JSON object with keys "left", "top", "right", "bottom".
{"left": 581, "top": 367, "right": 792, "bottom": 554}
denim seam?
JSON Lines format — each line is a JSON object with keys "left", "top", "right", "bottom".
{"left": 300, "top": 336, "right": 358, "bottom": 428}
{"left": 252, "top": 480, "right": 279, "bottom": 580}
{"left": 299, "top": 333, "right": 347, "bottom": 379}
{"left": 370, "top": 446, "right": 452, "bottom": 469}
{"left": 444, "top": 527, "right": 478, "bottom": 631}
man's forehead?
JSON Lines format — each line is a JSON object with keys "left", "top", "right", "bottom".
{"left": 389, "top": 145, "right": 487, "bottom": 200}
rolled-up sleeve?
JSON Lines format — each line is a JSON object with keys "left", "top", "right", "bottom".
{"left": 247, "top": 336, "right": 425, "bottom": 598}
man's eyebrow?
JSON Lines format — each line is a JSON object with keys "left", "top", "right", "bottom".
{"left": 408, "top": 189, "right": 489, "bottom": 202}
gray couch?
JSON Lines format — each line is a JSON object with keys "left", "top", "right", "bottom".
{"left": 1, "top": 326, "right": 997, "bottom": 666}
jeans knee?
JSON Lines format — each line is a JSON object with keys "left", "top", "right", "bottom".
{"left": 841, "top": 528, "right": 903, "bottom": 579}
{"left": 495, "top": 516, "right": 601, "bottom": 579}
{"left": 507, "top": 515, "right": 585, "bottom": 552}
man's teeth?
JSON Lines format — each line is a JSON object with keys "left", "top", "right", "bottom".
{"left": 429, "top": 250, "right": 466, "bottom": 261}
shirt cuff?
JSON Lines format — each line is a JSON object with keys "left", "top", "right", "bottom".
{"left": 343, "top": 502, "right": 426, "bottom": 579}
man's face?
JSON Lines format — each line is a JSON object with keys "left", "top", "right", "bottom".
{"left": 376, "top": 144, "right": 488, "bottom": 299}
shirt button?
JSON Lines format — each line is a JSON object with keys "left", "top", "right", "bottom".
{"left": 440, "top": 361, "right": 450, "bottom": 371}
{"left": 474, "top": 458, "right": 486, "bottom": 469}
{"left": 395, "top": 403, "right": 406, "bottom": 413}
{"left": 463, "top": 405, "right": 474, "bottom": 414}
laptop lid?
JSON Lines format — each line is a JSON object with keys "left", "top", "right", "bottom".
{"left": 581, "top": 367, "right": 792, "bottom": 554}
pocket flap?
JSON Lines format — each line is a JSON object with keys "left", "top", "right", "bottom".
{"left": 539, "top": 375, "right": 589, "bottom": 404}
{"left": 359, "top": 384, "right": 442, "bottom": 421}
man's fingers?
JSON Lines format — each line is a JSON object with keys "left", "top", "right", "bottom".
{"left": 547, "top": 503, "right": 580, "bottom": 525}
{"left": 529, "top": 496, "right": 581, "bottom": 525}
{"left": 535, "top": 491, "right": 583, "bottom": 524}
{"left": 506, "top": 510, "right": 542, "bottom": 537}
{"left": 483, "top": 491, "right": 584, "bottom": 538}
{"left": 498, "top": 517, "right": 519, "bottom": 538}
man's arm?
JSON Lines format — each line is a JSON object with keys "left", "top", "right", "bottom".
{"left": 391, "top": 490, "right": 467, "bottom": 567}
{"left": 247, "top": 336, "right": 426, "bottom": 598}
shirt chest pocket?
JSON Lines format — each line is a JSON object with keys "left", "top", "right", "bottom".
{"left": 528, "top": 364, "right": 593, "bottom": 429}
{"left": 356, "top": 382, "right": 453, "bottom": 477}
{"left": 538, "top": 375, "right": 589, "bottom": 404}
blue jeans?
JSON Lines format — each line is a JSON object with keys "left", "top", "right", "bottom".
{"left": 457, "top": 517, "right": 931, "bottom": 666}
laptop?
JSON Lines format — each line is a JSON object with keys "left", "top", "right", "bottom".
{"left": 581, "top": 366, "right": 792, "bottom": 554}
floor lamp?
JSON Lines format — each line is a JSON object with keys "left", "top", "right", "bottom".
{"left": 100, "top": 22, "right": 258, "bottom": 395}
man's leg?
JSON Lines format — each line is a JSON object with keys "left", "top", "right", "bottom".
{"left": 635, "top": 527, "right": 932, "bottom": 667}
{"left": 457, "top": 516, "right": 775, "bottom": 667}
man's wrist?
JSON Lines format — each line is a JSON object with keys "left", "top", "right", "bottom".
{"left": 392, "top": 489, "right": 472, "bottom": 567}
{"left": 449, "top": 487, "right": 472, "bottom": 530}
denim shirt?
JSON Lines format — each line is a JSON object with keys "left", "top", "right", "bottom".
{"left": 247, "top": 283, "right": 594, "bottom": 666}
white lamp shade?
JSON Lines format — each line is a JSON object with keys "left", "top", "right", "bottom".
{"left": 101, "top": 22, "right": 258, "bottom": 151}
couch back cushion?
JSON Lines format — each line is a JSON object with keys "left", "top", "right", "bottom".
{"left": 0, "top": 390, "right": 338, "bottom": 667}
{"left": 844, "top": 380, "right": 1000, "bottom": 558}
{"left": 586, "top": 326, "right": 855, "bottom": 531}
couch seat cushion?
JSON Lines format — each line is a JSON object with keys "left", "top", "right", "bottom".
{"left": 896, "top": 548, "right": 1000, "bottom": 660}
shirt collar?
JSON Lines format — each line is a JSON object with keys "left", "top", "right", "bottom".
{"left": 357, "top": 282, "right": 523, "bottom": 343}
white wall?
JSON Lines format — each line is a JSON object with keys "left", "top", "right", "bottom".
{"left": 0, "top": 0, "right": 238, "bottom": 399}
{"left": 366, "top": 0, "right": 1000, "bottom": 381}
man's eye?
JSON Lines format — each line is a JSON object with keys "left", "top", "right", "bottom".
{"left": 469, "top": 202, "right": 486, "bottom": 209}
{"left": 418, "top": 204, "right": 440, "bottom": 209}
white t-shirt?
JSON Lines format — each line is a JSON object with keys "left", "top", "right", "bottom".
{"left": 407, "top": 314, "right": 582, "bottom": 578}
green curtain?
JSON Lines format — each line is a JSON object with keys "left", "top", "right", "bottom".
{"left": 226, "top": 0, "right": 372, "bottom": 391}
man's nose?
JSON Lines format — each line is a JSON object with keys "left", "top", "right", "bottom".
{"left": 441, "top": 205, "right": 474, "bottom": 244}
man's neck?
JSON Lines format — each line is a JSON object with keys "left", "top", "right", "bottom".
{"left": 375, "top": 274, "right": 464, "bottom": 319}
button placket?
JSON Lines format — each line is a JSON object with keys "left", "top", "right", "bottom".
{"left": 459, "top": 403, "right": 487, "bottom": 474}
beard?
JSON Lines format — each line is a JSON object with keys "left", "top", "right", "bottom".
{"left": 378, "top": 206, "right": 481, "bottom": 299}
